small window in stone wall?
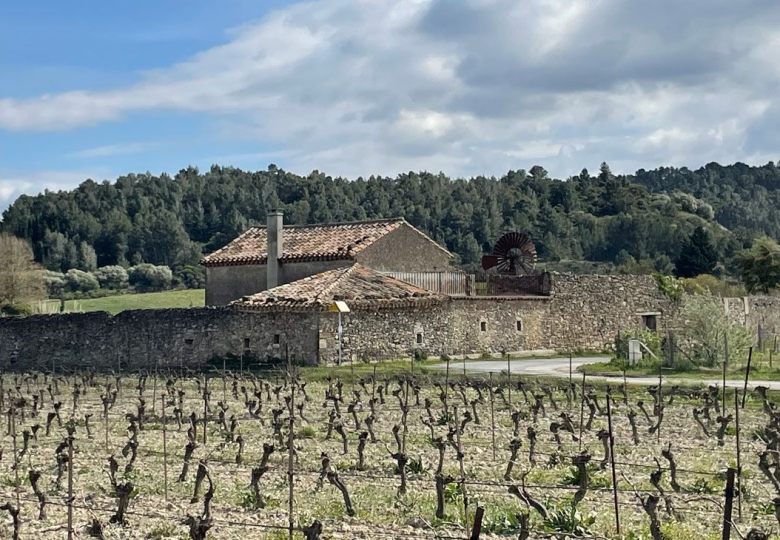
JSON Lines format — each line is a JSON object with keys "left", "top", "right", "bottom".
{"left": 185, "top": 338, "right": 194, "bottom": 347}
{"left": 480, "top": 321, "right": 487, "bottom": 332}
{"left": 416, "top": 333, "right": 423, "bottom": 344}
{"left": 516, "top": 320, "right": 523, "bottom": 332}
{"left": 273, "top": 333, "right": 281, "bottom": 345}
{"left": 642, "top": 315, "right": 658, "bottom": 331}
{"left": 243, "top": 338, "right": 251, "bottom": 349}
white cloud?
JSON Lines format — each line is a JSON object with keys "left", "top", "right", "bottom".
{"left": 2, "top": 0, "right": 780, "bottom": 179}
{"left": 0, "top": 170, "right": 109, "bottom": 209}
{"left": 68, "top": 142, "right": 160, "bottom": 158}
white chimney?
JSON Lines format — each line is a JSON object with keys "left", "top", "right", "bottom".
{"left": 267, "top": 210, "right": 283, "bottom": 289}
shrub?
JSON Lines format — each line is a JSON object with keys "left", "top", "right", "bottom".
{"left": 298, "top": 426, "right": 316, "bottom": 439}
{"left": 680, "top": 294, "right": 752, "bottom": 367}
{"left": 94, "top": 265, "right": 129, "bottom": 290}
{"left": 64, "top": 269, "right": 100, "bottom": 293}
{"left": 0, "top": 304, "right": 33, "bottom": 317}
{"left": 653, "top": 274, "right": 684, "bottom": 301}
{"left": 41, "top": 270, "right": 66, "bottom": 297}
{"left": 680, "top": 274, "right": 746, "bottom": 297}
{"left": 543, "top": 503, "right": 596, "bottom": 536}
{"left": 174, "top": 264, "right": 205, "bottom": 289}
{"left": 128, "top": 264, "right": 173, "bottom": 292}
{"left": 413, "top": 349, "right": 428, "bottom": 362}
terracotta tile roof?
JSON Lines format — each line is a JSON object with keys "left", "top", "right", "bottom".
{"left": 202, "top": 218, "right": 411, "bottom": 267}
{"left": 232, "top": 264, "right": 447, "bottom": 311}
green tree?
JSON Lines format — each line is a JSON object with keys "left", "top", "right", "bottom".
{"left": 64, "top": 269, "right": 100, "bottom": 293}
{"left": 78, "top": 241, "right": 98, "bottom": 272}
{"left": 674, "top": 226, "right": 717, "bottom": 278}
{"left": 736, "top": 236, "right": 780, "bottom": 293}
{"left": 94, "top": 266, "right": 129, "bottom": 290}
{"left": 679, "top": 294, "right": 752, "bottom": 367}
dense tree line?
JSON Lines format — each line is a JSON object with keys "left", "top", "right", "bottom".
{"left": 2, "top": 161, "right": 777, "bottom": 276}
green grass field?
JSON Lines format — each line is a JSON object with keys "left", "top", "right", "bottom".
{"left": 62, "top": 289, "right": 205, "bottom": 314}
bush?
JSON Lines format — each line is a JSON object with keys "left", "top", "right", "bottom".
{"left": 681, "top": 274, "right": 746, "bottom": 297}
{"left": 653, "top": 274, "right": 684, "bottom": 301}
{"left": 128, "top": 264, "right": 173, "bottom": 292}
{"left": 41, "top": 270, "right": 66, "bottom": 297}
{"left": 413, "top": 349, "right": 428, "bottom": 362}
{"left": 0, "top": 304, "right": 33, "bottom": 316}
{"left": 94, "top": 265, "right": 129, "bottom": 290}
{"left": 64, "top": 269, "right": 100, "bottom": 293}
{"left": 174, "top": 264, "right": 205, "bottom": 289}
{"left": 679, "top": 295, "right": 753, "bottom": 367}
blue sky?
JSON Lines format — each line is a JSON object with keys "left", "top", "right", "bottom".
{"left": 2, "top": 0, "right": 780, "bottom": 212}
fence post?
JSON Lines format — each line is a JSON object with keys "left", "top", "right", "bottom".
{"left": 578, "top": 371, "right": 586, "bottom": 451}
{"left": 288, "top": 358, "right": 296, "bottom": 540}
{"left": 152, "top": 360, "right": 158, "bottom": 414}
{"left": 489, "top": 372, "right": 496, "bottom": 460}
{"left": 470, "top": 506, "right": 484, "bottom": 540}
{"left": 742, "top": 348, "right": 752, "bottom": 409}
{"left": 454, "top": 407, "right": 470, "bottom": 538}
{"left": 11, "top": 409, "right": 20, "bottom": 510}
{"left": 203, "top": 377, "right": 208, "bottom": 445}
{"left": 67, "top": 434, "right": 74, "bottom": 540}
{"left": 734, "top": 389, "right": 742, "bottom": 521}
{"left": 162, "top": 394, "right": 168, "bottom": 502}
{"left": 722, "top": 467, "right": 736, "bottom": 540}
{"left": 506, "top": 355, "right": 512, "bottom": 407}
{"left": 606, "top": 397, "right": 620, "bottom": 535}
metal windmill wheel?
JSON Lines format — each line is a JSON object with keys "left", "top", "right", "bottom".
{"left": 481, "top": 231, "right": 537, "bottom": 275}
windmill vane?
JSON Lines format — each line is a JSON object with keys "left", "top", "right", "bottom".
{"left": 481, "top": 232, "right": 538, "bottom": 275}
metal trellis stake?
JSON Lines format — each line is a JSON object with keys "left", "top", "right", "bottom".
{"left": 606, "top": 396, "right": 620, "bottom": 535}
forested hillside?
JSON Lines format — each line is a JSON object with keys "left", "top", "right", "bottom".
{"left": 2, "top": 161, "right": 776, "bottom": 275}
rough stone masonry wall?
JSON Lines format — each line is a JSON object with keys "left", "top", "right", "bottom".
{"left": 318, "top": 305, "right": 453, "bottom": 363}
{"left": 724, "top": 296, "right": 780, "bottom": 345}
{"left": 546, "top": 273, "right": 673, "bottom": 351}
{"left": 0, "top": 308, "right": 321, "bottom": 371}
{"left": 296, "top": 274, "right": 675, "bottom": 364}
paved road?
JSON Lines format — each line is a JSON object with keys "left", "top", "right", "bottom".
{"left": 433, "top": 357, "right": 780, "bottom": 390}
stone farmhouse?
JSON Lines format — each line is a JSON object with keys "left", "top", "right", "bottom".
{"left": 198, "top": 211, "right": 674, "bottom": 365}
{"left": 3, "top": 211, "right": 779, "bottom": 371}
{"left": 201, "top": 212, "right": 453, "bottom": 306}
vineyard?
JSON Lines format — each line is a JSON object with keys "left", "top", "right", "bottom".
{"left": 0, "top": 361, "right": 777, "bottom": 539}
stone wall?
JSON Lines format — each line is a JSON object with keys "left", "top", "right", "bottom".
{"left": 547, "top": 273, "right": 673, "bottom": 350}
{"left": 316, "top": 272, "right": 672, "bottom": 363}
{"left": 724, "top": 296, "right": 780, "bottom": 344}
{"left": 483, "top": 273, "right": 552, "bottom": 296}
{"left": 318, "top": 306, "right": 453, "bottom": 363}
{"left": 0, "top": 308, "right": 321, "bottom": 371}
{"left": 11, "top": 273, "right": 778, "bottom": 370}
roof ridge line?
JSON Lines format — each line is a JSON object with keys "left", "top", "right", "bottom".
{"left": 247, "top": 217, "right": 405, "bottom": 230}
{"left": 315, "top": 264, "right": 359, "bottom": 303}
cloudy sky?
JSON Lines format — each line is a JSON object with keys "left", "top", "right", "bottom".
{"left": 2, "top": 0, "right": 779, "bottom": 211}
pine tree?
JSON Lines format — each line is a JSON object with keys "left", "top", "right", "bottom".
{"left": 674, "top": 226, "right": 717, "bottom": 278}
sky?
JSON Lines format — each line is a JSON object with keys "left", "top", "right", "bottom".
{"left": 2, "top": 0, "right": 780, "bottom": 212}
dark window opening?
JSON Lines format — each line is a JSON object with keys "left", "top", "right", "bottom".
{"left": 185, "top": 338, "right": 194, "bottom": 347}
{"left": 480, "top": 321, "right": 487, "bottom": 332}
{"left": 516, "top": 320, "right": 523, "bottom": 332}
{"left": 416, "top": 333, "right": 423, "bottom": 344}
{"left": 273, "top": 334, "right": 281, "bottom": 345}
{"left": 642, "top": 315, "right": 658, "bottom": 331}
{"left": 243, "top": 338, "right": 251, "bottom": 349}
